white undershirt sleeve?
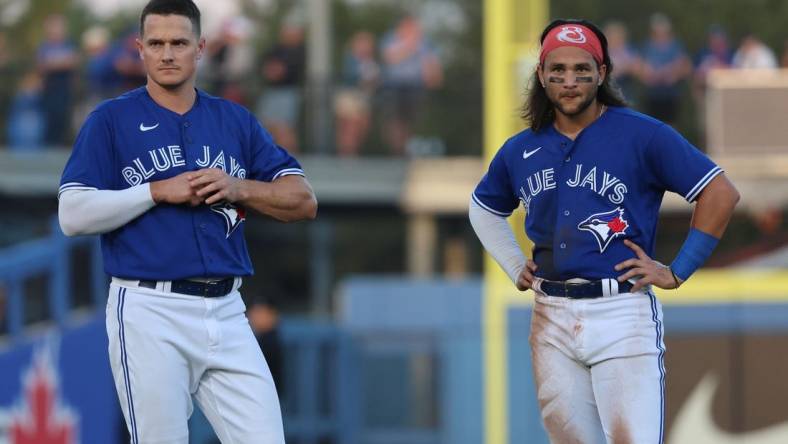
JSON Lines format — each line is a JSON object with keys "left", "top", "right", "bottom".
{"left": 468, "top": 196, "right": 527, "bottom": 284}
{"left": 58, "top": 184, "right": 156, "bottom": 236}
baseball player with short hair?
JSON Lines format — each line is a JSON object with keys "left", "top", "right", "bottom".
{"left": 470, "top": 19, "right": 739, "bottom": 443}
{"left": 57, "top": 0, "right": 317, "bottom": 442}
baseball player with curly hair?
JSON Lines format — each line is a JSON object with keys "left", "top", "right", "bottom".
{"left": 57, "top": 0, "right": 317, "bottom": 442}
{"left": 470, "top": 19, "right": 739, "bottom": 443}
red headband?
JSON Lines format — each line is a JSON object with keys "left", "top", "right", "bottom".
{"left": 539, "top": 24, "right": 604, "bottom": 66}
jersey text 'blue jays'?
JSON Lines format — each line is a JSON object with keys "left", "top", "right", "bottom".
{"left": 473, "top": 106, "right": 721, "bottom": 280}
{"left": 60, "top": 87, "right": 305, "bottom": 280}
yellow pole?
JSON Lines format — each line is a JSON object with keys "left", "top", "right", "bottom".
{"left": 483, "top": 1, "right": 547, "bottom": 443}
{"left": 482, "top": 3, "right": 512, "bottom": 444}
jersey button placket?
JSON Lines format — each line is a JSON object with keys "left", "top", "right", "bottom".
{"left": 183, "top": 120, "right": 192, "bottom": 144}
{"left": 553, "top": 140, "right": 575, "bottom": 269}
{"left": 561, "top": 140, "right": 572, "bottom": 162}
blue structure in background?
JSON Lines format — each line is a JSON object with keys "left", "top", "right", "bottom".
{"left": 0, "top": 218, "right": 104, "bottom": 339}
{"left": 0, "top": 222, "right": 364, "bottom": 444}
{"left": 338, "top": 277, "right": 485, "bottom": 444}
{"left": 3, "top": 224, "right": 788, "bottom": 444}
{"left": 0, "top": 316, "right": 122, "bottom": 443}
{"left": 0, "top": 222, "right": 492, "bottom": 444}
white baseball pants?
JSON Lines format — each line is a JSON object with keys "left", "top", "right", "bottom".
{"left": 529, "top": 290, "right": 666, "bottom": 444}
{"left": 105, "top": 280, "right": 285, "bottom": 444}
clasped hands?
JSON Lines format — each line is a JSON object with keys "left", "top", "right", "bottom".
{"left": 150, "top": 168, "right": 243, "bottom": 207}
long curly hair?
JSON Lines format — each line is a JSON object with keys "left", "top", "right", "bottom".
{"left": 521, "top": 19, "right": 628, "bottom": 132}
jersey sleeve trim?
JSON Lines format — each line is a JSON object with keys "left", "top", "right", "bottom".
{"left": 58, "top": 182, "right": 98, "bottom": 199}
{"left": 471, "top": 192, "right": 513, "bottom": 217}
{"left": 684, "top": 166, "right": 723, "bottom": 202}
{"left": 272, "top": 168, "right": 305, "bottom": 180}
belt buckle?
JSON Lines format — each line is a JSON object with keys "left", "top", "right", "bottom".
{"left": 204, "top": 280, "right": 219, "bottom": 297}
{"left": 564, "top": 281, "right": 585, "bottom": 298}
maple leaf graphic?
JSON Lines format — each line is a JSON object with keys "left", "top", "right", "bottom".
{"left": 10, "top": 353, "right": 76, "bottom": 444}
{"left": 607, "top": 216, "right": 628, "bottom": 234}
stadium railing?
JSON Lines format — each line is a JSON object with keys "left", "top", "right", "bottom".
{"left": 0, "top": 217, "right": 104, "bottom": 340}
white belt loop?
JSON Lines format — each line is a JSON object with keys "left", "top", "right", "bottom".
{"left": 111, "top": 277, "right": 173, "bottom": 292}
{"left": 111, "top": 277, "right": 138, "bottom": 287}
{"left": 532, "top": 277, "right": 544, "bottom": 295}
{"left": 159, "top": 281, "right": 172, "bottom": 293}
{"left": 609, "top": 278, "right": 619, "bottom": 296}
{"left": 602, "top": 279, "right": 611, "bottom": 297}
{"left": 233, "top": 277, "right": 243, "bottom": 292}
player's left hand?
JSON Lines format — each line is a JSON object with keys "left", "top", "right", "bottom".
{"left": 614, "top": 239, "right": 681, "bottom": 292}
{"left": 189, "top": 168, "right": 244, "bottom": 205}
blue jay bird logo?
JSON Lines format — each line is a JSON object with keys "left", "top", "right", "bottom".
{"left": 577, "top": 207, "right": 629, "bottom": 253}
{"left": 211, "top": 202, "right": 246, "bottom": 238}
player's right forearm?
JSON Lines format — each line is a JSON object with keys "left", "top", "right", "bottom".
{"left": 236, "top": 176, "right": 318, "bottom": 222}
{"left": 468, "top": 197, "right": 526, "bottom": 284}
{"left": 58, "top": 185, "right": 156, "bottom": 236}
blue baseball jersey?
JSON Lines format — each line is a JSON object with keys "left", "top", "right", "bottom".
{"left": 59, "top": 87, "right": 305, "bottom": 280}
{"left": 473, "top": 106, "right": 722, "bottom": 281}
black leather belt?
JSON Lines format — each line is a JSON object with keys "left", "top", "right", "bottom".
{"left": 539, "top": 279, "right": 633, "bottom": 299}
{"left": 138, "top": 278, "right": 235, "bottom": 298}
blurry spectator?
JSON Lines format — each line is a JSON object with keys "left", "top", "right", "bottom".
{"left": 82, "top": 26, "right": 114, "bottom": 98}
{"left": 603, "top": 21, "right": 640, "bottom": 103}
{"left": 0, "top": 31, "right": 17, "bottom": 144}
{"left": 247, "top": 294, "right": 284, "bottom": 395}
{"left": 81, "top": 26, "right": 144, "bottom": 101}
{"left": 732, "top": 34, "right": 778, "bottom": 69}
{"left": 639, "top": 13, "right": 691, "bottom": 125}
{"left": 0, "top": 285, "right": 5, "bottom": 335}
{"left": 111, "top": 29, "right": 147, "bottom": 91}
{"left": 76, "top": 26, "right": 114, "bottom": 127}
{"left": 691, "top": 24, "right": 733, "bottom": 145}
{"left": 256, "top": 22, "right": 306, "bottom": 152}
{"left": 7, "top": 71, "right": 45, "bottom": 151}
{"left": 74, "top": 27, "right": 144, "bottom": 135}
{"left": 0, "top": 31, "right": 9, "bottom": 75}
{"left": 37, "top": 14, "right": 78, "bottom": 147}
{"left": 693, "top": 25, "right": 733, "bottom": 98}
{"left": 0, "top": 32, "right": 9, "bottom": 69}
{"left": 203, "top": 16, "right": 255, "bottom": 105}
{"left": 379, "top": 14, "right": 443, "bottom": 155}
{"left": 334, "top": 31, "right": 380, "bottom": 156}
{"left": 782, "top": 40, "right": 788, "bottom": 68}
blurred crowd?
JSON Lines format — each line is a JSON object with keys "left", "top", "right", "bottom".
{"left": 0, "top": 12, "right": 444, "bottom": 157}
{"left": 0, "top": 14, "right": 147, "bottom": 151}
{"left": 605, "top": 13, "right": 788, "bottom": 133}
{"left": 205, "top": 12, "right": 445, "bottom": 156}
{"left": 1, "top": 11, "right": 788, "bottom": 155}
